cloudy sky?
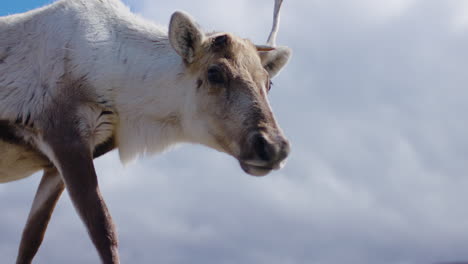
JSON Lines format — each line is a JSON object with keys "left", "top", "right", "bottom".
{"left": 2, "top": 0, "right": 468, "bottom": 263}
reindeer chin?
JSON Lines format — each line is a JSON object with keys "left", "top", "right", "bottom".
{"left": 239, "top": 161, "right": 273, "bottom": 177}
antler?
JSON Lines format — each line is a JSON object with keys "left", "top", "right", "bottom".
{"left": 266, "top": 0, "right": 284, "bottom": 47}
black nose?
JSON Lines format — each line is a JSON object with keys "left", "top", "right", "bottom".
{"left": 253, "top": 134, "right": 271, "bottom": 161}
{"left": 252, "top": 134, "right": 290, "bottom": 163}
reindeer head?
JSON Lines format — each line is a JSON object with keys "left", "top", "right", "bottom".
{"left": 168, "top": 1, "right": 291, "bottom": 176}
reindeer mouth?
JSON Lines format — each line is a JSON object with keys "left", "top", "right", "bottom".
{"left": 239, "top": 159, "right": 284, "bottom": 177}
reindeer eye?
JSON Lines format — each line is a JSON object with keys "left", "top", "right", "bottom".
{"left": 207, "top": 66, "right": 225, "bottom": 84}
{"left": 267, "top": 80, "right": 273, "bottom": 92}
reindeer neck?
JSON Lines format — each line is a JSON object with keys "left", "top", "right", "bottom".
{"left": 88, "top": 13, "right": 193, "bottom": 162}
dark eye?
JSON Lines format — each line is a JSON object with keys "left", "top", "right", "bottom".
{"left": 267, "top": 80, "right": 273, "bottom": 92}
{"left": 207, "top": 66, "right": 225, "bottom": 84}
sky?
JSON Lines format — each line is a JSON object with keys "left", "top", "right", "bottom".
{"left": 1, "top": 0, "right": 468, "bottom": 264}
{"left": 0, "top": 0, "right": 53, "bottom": 15}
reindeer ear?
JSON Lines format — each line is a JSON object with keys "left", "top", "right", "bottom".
{"left": 258, "top": 46, "right": 292, "bottom": 78}
{"left": 169, "top": 11, "right": 205, "bottom": 64}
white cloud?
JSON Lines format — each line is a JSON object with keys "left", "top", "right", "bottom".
{"left": 451, "top": 0, "right": 468, "bottom": 32}
{"left": 346, "top": 0, "right": 416, "bottom": 22}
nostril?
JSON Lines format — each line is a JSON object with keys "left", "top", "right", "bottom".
{"left": 253, "top": 135, "right": 271, "bottom": 161}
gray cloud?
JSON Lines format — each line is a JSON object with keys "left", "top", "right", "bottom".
{"left": 2, "top": 0, "right": 468, "bottom": 263}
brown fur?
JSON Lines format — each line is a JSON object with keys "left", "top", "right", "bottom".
{"left": 16, "top": 169, "right": 64, "bottom": 264}
{"left": 38, "top": 77, "right": 119, "bottom": 263}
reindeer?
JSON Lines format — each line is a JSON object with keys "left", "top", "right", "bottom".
{"left": 0, "top": 0, "right": 291, "bottom": 263}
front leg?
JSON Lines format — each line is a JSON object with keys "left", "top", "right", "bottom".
{"left": 40, "top": 131, "right": 120, "bottom": 263}
{"left": 16, "top": 168, "right": 64, "bottom": 264}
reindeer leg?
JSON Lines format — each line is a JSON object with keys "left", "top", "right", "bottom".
{"left": 41, "top": 137, "right": 120, "bottom": 264}
{"left": 16, "top": 168, "right": 64, "bottom": 264}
